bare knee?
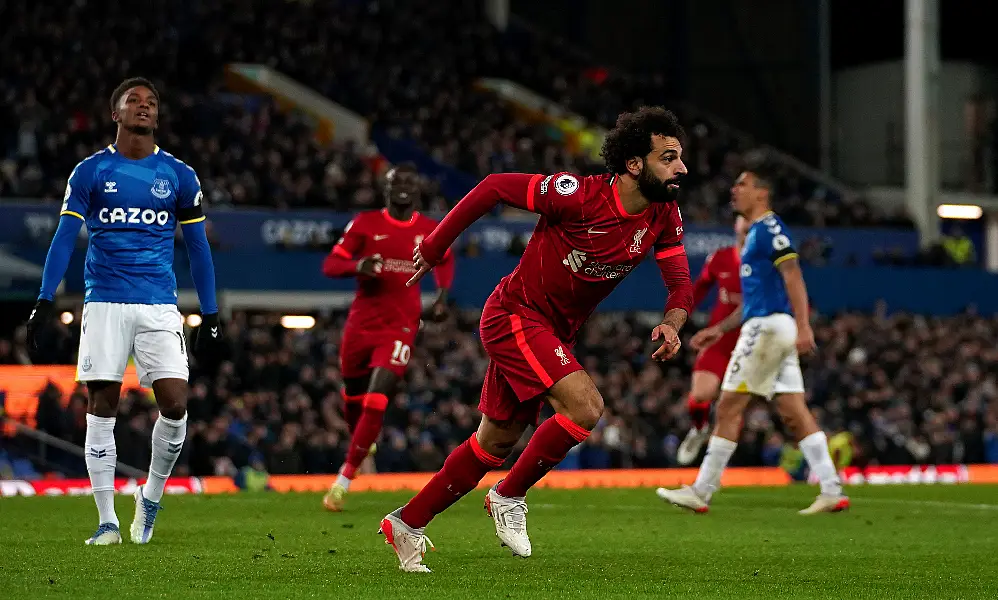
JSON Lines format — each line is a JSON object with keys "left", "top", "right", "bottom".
{"left": 548, "top": 372, "right": 604, "bottom": 431}
{"left": 476, "top": 416, "right": 528, "bottom": 459}
{"left": 87, "top": 382, "right": 121, "bottom": 417}
{"left": 152, "top": 378, "right": 189, "bottom": 421}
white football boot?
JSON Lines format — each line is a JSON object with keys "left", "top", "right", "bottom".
{"left": 656, "top": 485, "right": 710, "bottom": 513}
{"left": 84, "top": 523, "right": 122, "bottom": 545}
{"left": 677, "top": 427, "right": 710, "bottom": 465}
{"left": 799, "top": 494, "right": 850, "bottom": 515}
{"left": 130, "top": 485, "right": 163, "bottom": 544}
{"left": 379, "top": 509, "right": 435, "bottom": 573}
{"left": 484, "top": 483, "right": 531, "bottom": 557}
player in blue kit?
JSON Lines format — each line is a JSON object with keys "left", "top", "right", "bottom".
{"left": 25, "top": 78, "right": 225, "bottom": 544}
{"left": 657, "top": 161, "right": 849, "bottom": 515}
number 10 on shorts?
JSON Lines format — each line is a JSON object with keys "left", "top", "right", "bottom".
{"left": 391, "top": 340, "right": 411, "bottom": 366}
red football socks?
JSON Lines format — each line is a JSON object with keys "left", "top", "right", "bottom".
{"left": 497, "top": 414, "right": 590, "bottom": 498}
{"left": 339, "top": 393, "right": 389, "bottom": 480}
{"left": 342, "top": 393, "right": 364, "bottom": 434}
{"left": 401, "top": 435, "right": 503, "bottom": 528}
{"left": 687, "top": 395, "right": 712, "bottom": 430}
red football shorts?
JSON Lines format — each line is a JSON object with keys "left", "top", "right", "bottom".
{"left": 339, "top": 326, "right": 417, "bottom": 380}
{"left": 692, "top": 331, "right": 739, "bottom": 379}
{"left": 477, "top": 306, "right": 583, "bottom": 425}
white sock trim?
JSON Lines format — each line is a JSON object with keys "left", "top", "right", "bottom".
{"left": 799, "top": 431, "right": 843, "bottom": 496}
{"left": 156, "top": 412, "right": 188, "bottom": 428}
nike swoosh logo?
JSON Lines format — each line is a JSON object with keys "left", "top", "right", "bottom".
{"left": 373, "top": 235, "right": 389, "bottom": 241}
{"left": 587, "top": 227, "right": 609, "bottom": 235}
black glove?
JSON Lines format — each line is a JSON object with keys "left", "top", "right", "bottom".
{"left": 192, "top": 312, "right": 225, "bottom": 363}
{"left": 26, "top": 299, "right": 54, "bottom": 356}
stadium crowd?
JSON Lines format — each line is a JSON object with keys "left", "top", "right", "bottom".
{"left": 5, "top": 306, "right": 997, "bottom": 480}
{"left": 0, "top": 0, "right": 913, "bottom": 228}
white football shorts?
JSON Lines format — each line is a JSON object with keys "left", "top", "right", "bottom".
{"left": 720, "top": 313, "right": 804, "bottom": 400}
{"left": 77, "top": 302, "right": 189, "bottom": 387}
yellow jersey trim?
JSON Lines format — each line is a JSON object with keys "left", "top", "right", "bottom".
{"left": 773, "top": 252, "right": 799, "bottom": 267}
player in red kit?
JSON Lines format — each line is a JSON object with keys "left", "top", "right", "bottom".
{"left": 676, "top": 215, "right": 750, "bottom": 465}
{"left": 320, "top": 163, "right": 454, "bottom": 512}
{"left": 377, "top": 107, "right": 694, "bottom": 573}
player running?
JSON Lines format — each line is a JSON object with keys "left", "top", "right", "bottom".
{"left": 320, "top": 163, "right": 454, "bottom": 512}
{"left": 378, "top": 107, "right": 694, "bottom": 572}
{"left": 24, "top": 78, "right": 223, "bottom": 545}
{"left": 656, "top": 161, "right": 849, "bottom": 515}
{"left": 676, "top": 215, "right": 749, "bottom": 465}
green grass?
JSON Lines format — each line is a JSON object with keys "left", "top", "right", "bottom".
{"left": 3, "top": 485, "right": 998, "bottom": 599}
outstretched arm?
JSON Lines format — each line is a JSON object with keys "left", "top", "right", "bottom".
{"left": 418, "top": 172, "right": 582, "bottom": 266}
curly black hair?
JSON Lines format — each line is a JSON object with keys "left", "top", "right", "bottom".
{"left": 600, "top": 107, "right": 685, "bottom": 175}
{"left": 109, "top": 77, "right": 159, "bottom": 112}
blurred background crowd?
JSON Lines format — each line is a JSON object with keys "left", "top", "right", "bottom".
{"left": 0, "top": 0, "right": 914, "bottom": 228}
{"left": 4, "top": 306, "right": 997, "bottom": 481}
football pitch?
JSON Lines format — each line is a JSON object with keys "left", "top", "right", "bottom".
{"left": 4, "top": 485, "right": 998, "bottom": 599}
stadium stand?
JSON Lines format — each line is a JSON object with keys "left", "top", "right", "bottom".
{"left": 0, "top": 0, "right": 913, "bottom": 227}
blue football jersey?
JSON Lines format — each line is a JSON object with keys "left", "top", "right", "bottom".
{"left": 739, "top": 212, "right": 797, "bottom": 320}
{"left": 60, "top": 144, "right": 205, "bottom": 305}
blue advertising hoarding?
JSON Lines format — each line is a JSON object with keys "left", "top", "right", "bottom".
{"left": 0, "top": 201, "right": 919, "bottom": 267}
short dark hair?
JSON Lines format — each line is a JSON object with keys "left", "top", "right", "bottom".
{"left": 387, "top": 162, "right": 419, "bottom": 177}
{"left": 110, "top": 77, "right": 159, "bottom": 112}
{"left": 743, "top": 156, "right": 779, "bottom": 193}
{"left": 601, "top": 107, "right": 686, "bottom": 175}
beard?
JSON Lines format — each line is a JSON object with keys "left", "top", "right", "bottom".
{"left": 637, "top": 167, "right": 681, "bottom": 203}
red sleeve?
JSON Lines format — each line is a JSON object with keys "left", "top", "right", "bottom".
{"left": 654, "top": 204, "right": 693, "bottom": 315}
{"left": 420, "top": 172, "right": 584, "bottom": 264}
{"left": 658, "top": 251, "right": 693, "bottom": 316}
{"left": 691, "top": 252, "right": 717, "bottom": 308}
{"left": 432, "top": 248, "right": 455, "bottom": 290}
{"left": 322, "top": 218, "right": 365, "bottom": 278}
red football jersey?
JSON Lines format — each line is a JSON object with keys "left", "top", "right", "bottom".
{"left": 322, "top": 208, "right": 454, "bottom": 334}
{"left": 692, "top": 245, "right": 742, "bottom": 344}
{"left": 420, "top": 173, "right": 693, "bottom": 344}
